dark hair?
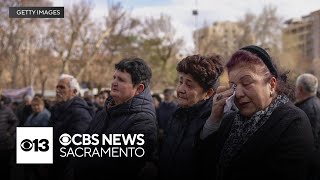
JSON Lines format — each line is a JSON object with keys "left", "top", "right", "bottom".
{"left": 226, "top": 49, "right": 294, "bottom": 100}
{"left": 176, "top": 54, "right": 224, "bottom": 91}
{"left": 163, "top": 88, "right": 174, "bottom": 95}
{"left": 99, "top": 90, "right": 110, "bottom": 96}
{"left": 115, "top": 57, "right": 152, "bottom": 87}
{"left": 0, "top": 95, "right": 6, "bottom": 102}
{"left": 0, "top": 95, "right": 11, "bottom": 105}
{"left": 152, "top": 94, "right": 162, "bottom": 104}
{"left": 32, "top": 96, "right": 45, "bottom": 106}
{"left": 34, "top": 93, "right": 43, "bottom": 98}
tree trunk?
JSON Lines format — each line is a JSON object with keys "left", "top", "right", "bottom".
{"left": 11, "top": 54, "right": 19, "bottom": 88}
{"left": 76, "top": 29, "right": 112, "bottom": 80}
{"left": 41, "top": 76, "right": 47, "bottom": 97}
{"left": 60, "top": 60, "right": 69, "bottom": 74}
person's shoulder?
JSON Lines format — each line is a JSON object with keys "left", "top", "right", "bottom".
{"left": 297, "top": 96, "right": 320, "bottom": 106}
{"left": 128, "top": 110, "right": 157, "bottom": 126}
{"left": 93, "top": 108, "right": 107, "bottom": 121}
{"left": 273, "top": 102, "right": 313, "bottom": 145}
{"left": 1, "top": 106, "right": 15, "bottom": 115}
{"left": 129, "top": 119, "right": 157, "bottom": 134}
{"left": 71, "top": 97, "right": 94, "bottom": 113}
{"left": 41, "top": 108, "right": 51, "bottom": 116}
{"left": 86, "top": 109, "right": 107, "bottom": 133}
{"left": 275, "top": 102, "right": 306, "bottom": 117}
{"left": 122, "top": 111, "right": 157, "bottom": 134}
{"left": 158, "top": 102, "right": 166, "bottom": 108}
{"left": 169, "top": 101, "right": 178, "bottom": 107}
{"left": 309, "top": 96, "right": 320, "bottom": 105}
{"left": 130, "top": 110, "right": 156, "bottom": 123}
{"left": 71, "top": 96, "right": 88, "bottom": 107}
{"left": 272, "top": 102, "right": 310, "bottom": 128}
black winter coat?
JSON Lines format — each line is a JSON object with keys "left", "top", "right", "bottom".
{"left": 159, "top": 98, "right": 212, "bottom": 179}
{"left": 50, "top": 96, "right": 94, "bottom": 141}
{"left": 295, "top": 96, "right": 320, "bottom": 148}
{"left": 0, "top": 105, "right": 18, "bottom": 150}
{"left": 157, "top": 101, "right": 178, "bottom": 130}
{"left": 49, "top": 96, "right": 94, "bottom": 179}
{"left": 75, "top": 87, "right": 157, "bottom": 180}
{"left": 196, "top": 102, "right": 314, "bottom": 180}
{"left": 295, "top": 96, "right": 320, "bottom": 178}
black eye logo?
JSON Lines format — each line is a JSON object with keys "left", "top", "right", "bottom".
{"left": 21, "top": 139, "right": 33, "bottom": 151}
{"left": 59, "top": 133, "right": 71, "bottom": 146}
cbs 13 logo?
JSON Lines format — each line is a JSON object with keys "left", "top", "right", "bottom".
{"left": 20, "top": 138, "right": 49, "bottom": 152}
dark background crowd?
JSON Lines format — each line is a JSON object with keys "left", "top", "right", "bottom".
{"left": 0, "top": 55, "right": 320, "bottom": 180}
{"left": 0, "top": 69, "right": 178, "bottom": 180}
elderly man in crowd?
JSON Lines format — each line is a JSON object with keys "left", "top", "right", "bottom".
{"left": 295, "top": 73, "right": 320, "bottom": 148}
{"left": 295, "top": 73, "right": 320, "bottom": 179}
{"left": 49, "top": 74, "right": 94, "bottom": 180}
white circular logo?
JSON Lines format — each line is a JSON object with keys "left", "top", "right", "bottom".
{"left": 59, "top": 133, "right": 71, "bottom": 146}
{"left": 20, "top": 139, "right": 33, "bottom": 151}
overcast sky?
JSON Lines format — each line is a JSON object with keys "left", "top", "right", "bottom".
{"left": 53, "top": 0, "right": 320, "bottom": 49}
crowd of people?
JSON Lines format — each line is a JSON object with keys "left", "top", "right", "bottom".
{"left": 1, "top": 45, "right": 320, "bottom": 180}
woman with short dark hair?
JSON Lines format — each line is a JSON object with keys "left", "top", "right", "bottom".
{"left": 159, "top": 54, "right": 224, "bottom": 179}
{"left": 76, "top": 57, "right": 157, "bottom": 180}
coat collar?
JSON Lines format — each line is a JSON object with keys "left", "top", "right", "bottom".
{"left": 173, "top": 97, "right": 212, "bottom": 121}
{"left": 217, "top": 102, "right": 297, "bottom": 168}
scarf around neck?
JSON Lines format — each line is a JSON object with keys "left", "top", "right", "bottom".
{"left": 219, "top": 95, "right": 289, "bottom": 168}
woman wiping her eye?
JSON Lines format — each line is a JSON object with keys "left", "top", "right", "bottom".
{"left": 197, "top": 45, "right": 314, "bottom": 180}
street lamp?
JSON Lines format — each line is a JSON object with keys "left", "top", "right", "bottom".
{"left": 192, "top": 0, "right": 199, "bottom": 53}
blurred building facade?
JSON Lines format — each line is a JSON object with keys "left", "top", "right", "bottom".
{"left": 283, "top": 9, "right": 320, "bottom": 61}
{"left": 193, "top": 21, "right": 254, "bottom": 57}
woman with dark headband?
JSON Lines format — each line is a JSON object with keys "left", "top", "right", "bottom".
{"left": 197, "top": 45, "right": 314, "bottom": 180}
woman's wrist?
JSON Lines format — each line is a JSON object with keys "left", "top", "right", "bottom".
{"left": 208, "top": 114, "right": 221, "bottom": 124}
{"left": 200, "top": 117, "right": 221, "bottom": 139}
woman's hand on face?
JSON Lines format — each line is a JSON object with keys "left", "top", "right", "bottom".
{"left": 209, "top": 86, "right": 234, "bottom": 123}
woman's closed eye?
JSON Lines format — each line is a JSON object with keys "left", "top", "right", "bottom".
{"left": 240, "top": 76, "right": 255, "bottom": 87}
{"left": 186, "top": 82, "right": 193, "bottom": 88}
{"left": 242, "top": 81, "right": 252, "bottom": 86}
